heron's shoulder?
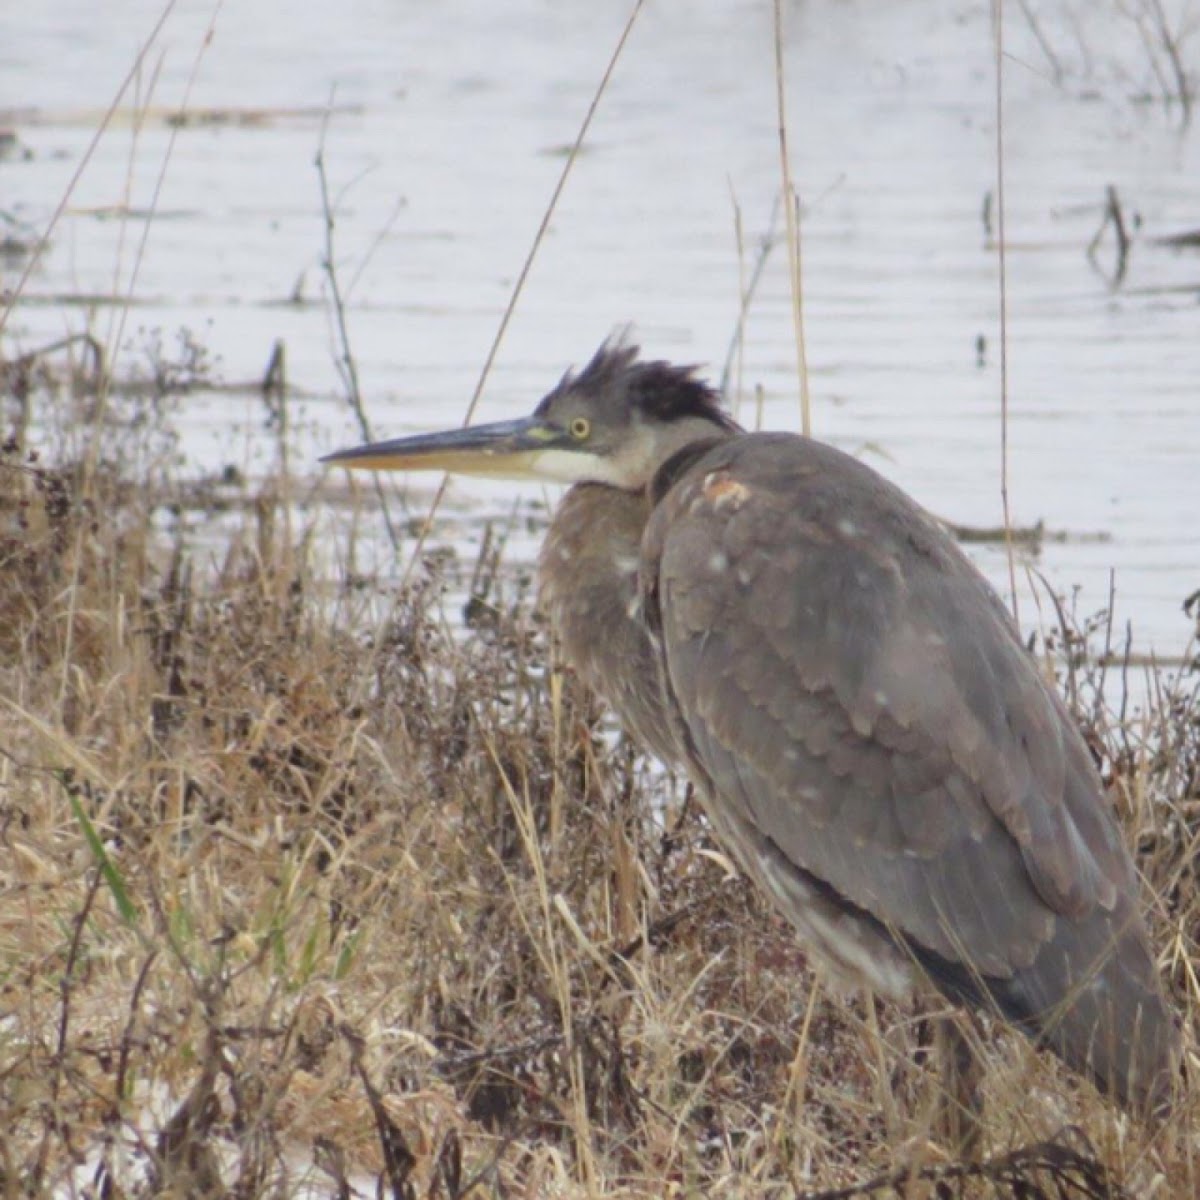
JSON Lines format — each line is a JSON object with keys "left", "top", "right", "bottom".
{"left": 656, "top": 432, "right": 920, "bottom": 510}
{"left": 649, "top": 431, "right": 960, "bottom": 576}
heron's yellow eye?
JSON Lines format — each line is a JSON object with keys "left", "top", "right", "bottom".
{"left": 569, "top": 417, "right": 591, "bottom": 441}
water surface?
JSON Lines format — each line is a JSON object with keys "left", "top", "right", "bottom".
{"left": 2, "top": 0, "right": 1198, "bottom": 660}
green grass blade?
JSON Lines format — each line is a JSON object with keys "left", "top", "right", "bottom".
{"left": 66, "top": 787, "right": 138, "bottom": 924}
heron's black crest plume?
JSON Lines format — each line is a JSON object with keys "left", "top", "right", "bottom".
{"left": 540, "top": 336, "right": 739, "bottom": 432}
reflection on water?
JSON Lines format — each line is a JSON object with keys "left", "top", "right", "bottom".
{"left": 1, "top": 0, "right": 1197, "bottom": 658}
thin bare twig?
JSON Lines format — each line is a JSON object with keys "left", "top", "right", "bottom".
{"left": 1095, "top": 568, "right": 1118, "bottom": 727}
{"left": 796, "top": 1126, "right": 1130, "bottom": 1199}
{"left": 1147, "top": 0, "right": 1194, "bottom": 129}
{"left": 773, "top": 0, "right": 812, "bottom": 437}
{"left": 345, "top": 194, "right": 408, "bottom": 303}
{"left": 720, "top": 193, "right": 782, "bottom": 406}
{"left": 315, "top": 94, "right": 401, "bottom": 549}
{"left": 27, "top": 867, "right": 106, "bottom": 1194}
{"left": 91, "top": 1, "right": 224, "bottom": 467}
{"left": 398, "top": 0, "right": 648, "bottom": 589}
{"left": 0, "top": 0, "right": 184, "bottom": 338}
{"left": 1034, "top": 567, "right": 1081, "bottom": 713}
{"left": 343, "top": 1023, "right": 417, "bottom": 1196}
{"left": 1087, "top": 184, "right": 1131, "bottom": 287}
{"left": 729, "top": 185, "right": 748, "bottom": 419}
{"left": 1015, "top": 0, "right": 1064, "bottom": 83}
{"left": 61, "top": 0, "right": 225, "bottom": 727}
{"left": 993, "top": 0, "right": 1021, "bottom": 624}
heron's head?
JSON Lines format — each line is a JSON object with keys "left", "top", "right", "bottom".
{"left": 321, "top": 335, "right": 740, "bottom": 492}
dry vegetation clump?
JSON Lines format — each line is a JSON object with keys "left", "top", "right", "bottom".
{"left": 0, "top": 370, "right": 1197, "bottom": 1198}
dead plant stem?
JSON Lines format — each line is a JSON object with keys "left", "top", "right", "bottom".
{"left": 315, "top": 94, "right": 401, "bottom": 551}
{"left": 773, "top": 0, "right": 812, "bottom": 437}
{"left": 0, "top": 0, "right": 183, "bottom": 339}
{"left": 28, "top": 867, "right": 104, "bottom": 1195}
{"left": 1148, "top": 0, "right": 1194, "bottom": 128}
{"left": 720, "top": 193, "right": 782, "bottom": 407}
{"left": 398, "top": 0, "right": 647, "bottom": 592}
{"left": 60, "top": 0, "right": 224, "bottom": 722}
{"left": 993, "top": 0, "right": 1020, "bottom": 624}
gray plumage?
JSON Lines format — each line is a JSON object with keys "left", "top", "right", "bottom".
{"left": 323, "top": 337, "right": 1180, "bottom": 1116}
{"left": 639, "top": 431, "right": 1176, "bottom": 1110}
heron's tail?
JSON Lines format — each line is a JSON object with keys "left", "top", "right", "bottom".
{"left": 999, "top": 895, "right": 1180, "bottom": 1116}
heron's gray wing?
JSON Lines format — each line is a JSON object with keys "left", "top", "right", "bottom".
{"left": 642, "top": 433, "right": 1176, "bottom": 1104}
{"left": 648, "top": 434, "right": 1180, "bottom": 1104}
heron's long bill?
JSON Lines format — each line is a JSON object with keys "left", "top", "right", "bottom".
{"left": 321, "top": 416, "right": 565, "bottom": 481}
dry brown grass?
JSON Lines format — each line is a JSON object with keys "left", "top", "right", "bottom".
{"left": 0, "top": 356, "right": 1197, "bottom": 1199}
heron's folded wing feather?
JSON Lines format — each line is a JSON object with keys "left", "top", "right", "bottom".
{"left": 643, "top": 434, "right": 1134, "bottom": 979}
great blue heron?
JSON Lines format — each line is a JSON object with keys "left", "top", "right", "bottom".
{"left": 323, "top": 337, "right": 1179, "bottom": 1124}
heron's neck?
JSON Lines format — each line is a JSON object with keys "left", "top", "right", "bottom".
{"left": 537, "top": 483, "right": 682, "bottom": 763}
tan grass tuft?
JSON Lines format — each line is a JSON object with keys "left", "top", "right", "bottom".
{"left": 0, "top": 360, "right": 1196, "bottom": 1196}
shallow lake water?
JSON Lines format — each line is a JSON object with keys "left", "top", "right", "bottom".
{"left": 2, "top": 0, "right": 1198, "bottom": 663}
